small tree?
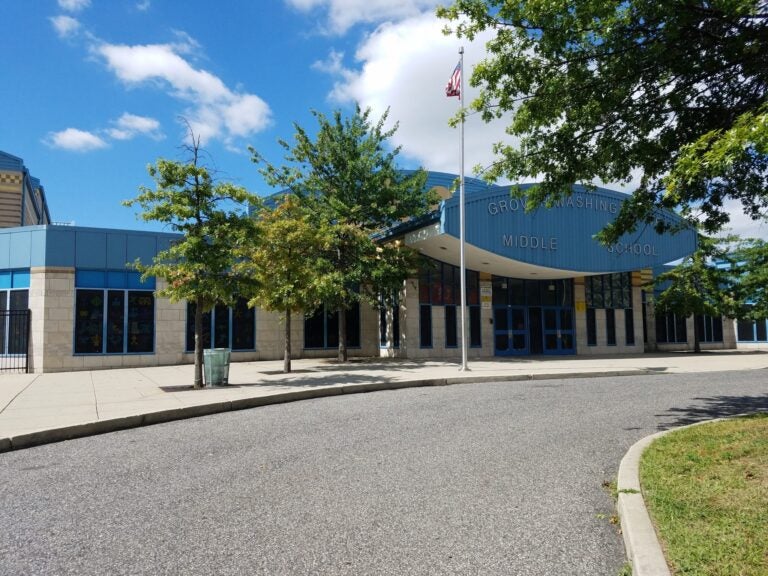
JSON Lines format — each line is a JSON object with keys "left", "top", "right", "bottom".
{"left": 235, "top": 194, "right": 336, "bottom": 373}
{"left": 124, "top": 132, "right": 257, "bottom": 388}
{"left": 652, "top": 236, "right": 738, "bottom": 353}
{"left": 254, "top": 106, "right": 435, "bottom": 361}
{"left": 729, "top": 237, "right": 768, "bottom": 320}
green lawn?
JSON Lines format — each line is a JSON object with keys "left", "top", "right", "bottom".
{"left": 640, "top": 413, "right": 768, "bottom": 575}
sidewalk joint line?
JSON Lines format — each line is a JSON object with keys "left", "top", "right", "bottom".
{"left": 90, "top": 371, "right": 99, "bottom": 420}
{"left": 0, "top": 374, "right": 41, "bottom": 416}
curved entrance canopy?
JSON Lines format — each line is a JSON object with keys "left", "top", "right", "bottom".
{"left": 404, "top": 173, "right": 697, "bottom": 279}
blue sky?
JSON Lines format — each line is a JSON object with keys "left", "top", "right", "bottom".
{"left": 2, "top": 0, "right": 765, "bottom": 238}
{"left": 2, "top": 0, "right": 484, "bottom": 231}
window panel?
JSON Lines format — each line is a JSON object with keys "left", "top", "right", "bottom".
{"left": 674, "top": 314, "right": 688, "bottom": 343}
{"left": 7, "top": 289, "right": 28, "bottom": 355}
{"left": 127, "top": 291, "right": 154, "bottom": 353}
{"left": 757, "top": 319, "right": 768, "bottom": 342}
{"left": 346, "top": 305, "right": 361, "bottom": 348}
{"left": 186, "top": 303, "right": 212, "bottom": 352}
{"left": 492, "top": 277, "right": 507, "bottom": 306}
{"left": 232, "top": 298, "right": 255, "bottom": 351}
{"left": 625, "top": 309, "right": 635, "bottom": 346}
{"left": 445, "top": 306, "right": 457, "bottom": 348}
{"left": 304, "top": 308, "right": 326, "bottom": 348}
{"left": 106, "top": 290, "right": 125, "bottom": 354}
{"left": 466, "top": 271, "right": 479, "bottom": 305}
{"left": 75, "top": 290, "right": 104, "bottom": 353}
{"left": 606, "top": 309, "right": 616, "bottom": 346}
{"left": 587, "top": 308, "right": 597, "bottom": 346}
{"left": 713, "top": 316, "right": 723, "bottom": 342}
{"left": 419, "top": 305, "right": 432, "bottom": 347}
{"left": 0, "top": 290, "right": 6, "bottom": 353}
{"left": 469, "top": 306, "right": 481, "bottom": 347}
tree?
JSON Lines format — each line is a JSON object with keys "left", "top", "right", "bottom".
{"left": 651, "top": 236, "right": 738, "bottom": 352}
{"left": 124, "top": 132, "right": 257, "bottom": 388}
{"left": 234, "top": 194, "right": 336, "bottom": 373}
{"left": 729, "top": 238, "right": 768, "bottom": 320}
{"left": 253, "top": 106, "right": 435, "bottom": 361}
{"left": 438, "top": 1, "right": 768, "bottom": 242}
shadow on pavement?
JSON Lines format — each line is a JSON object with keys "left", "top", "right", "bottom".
{"left": 657, "top": 393, "right": 768, "bottom": 430}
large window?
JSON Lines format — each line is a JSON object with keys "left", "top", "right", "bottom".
{"left": 656, "top": 312, "right": 688, "bottom": 344}
{"left": 737, "top": 317, "right": 768, "bottom": 342}
{"left": 75, "top": 289, "right": 155, "bottom": 354}
{"left": 585, "top": 273, "right": 632, "bottom": 309}
{"left": 74, "top": 271, "right": 156, "bottom": 355}
{"left": 419, "top": 258, "right": 481, "bottom": 348}
{"left": 0, "top": 287, "right": 30, "bottom": 355}
{"left": 185, "top": 298, "right": 256, "bottom": 352}
{"left": 696, "top": 314, "right": 723, "bottom": 343}
{"left": 304, "top": 304, "right": 360, "bottom": 349}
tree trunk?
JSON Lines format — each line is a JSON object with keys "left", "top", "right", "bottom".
{"left": 284, "top": 308, "right": 292, "bottom": 373}
{"left": 338, "top": 307, "right": 348, "bottom": 362}
{"left": 194, "top": 296, "right": 204, "bottom": 388}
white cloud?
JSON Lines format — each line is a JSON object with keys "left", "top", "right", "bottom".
{"left": 106, "top": 113, "right": 163, "bottom": 141}
{"left": 719, "top": 198, "right": 768, "bottom": 240}
{"left": 94, "top": 40, "right": 272, "bottom": 145}
{"left": 50, "top": 15, "right": 81, "bottom": 38}
{"left": 317, "top": 13, "right": 508, "bottom": 175}
{"left": 58, "top": 0, "right": 91, "bottom": 12}
{"left": 136, "top": 0, "right": 151, "bottom": 11}
{"left": 285, "top": 0, "right": 441, "bottom": 33}
{"left": 44, "top": 128, "right": 108, "bottom": 152}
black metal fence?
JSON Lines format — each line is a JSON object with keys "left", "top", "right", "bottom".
{"left": 0, "top": 309, "right": 30, "bottom": 373}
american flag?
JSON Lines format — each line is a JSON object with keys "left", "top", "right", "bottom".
{"left": 445, "top": 60, "right": 461, "bottom": 98}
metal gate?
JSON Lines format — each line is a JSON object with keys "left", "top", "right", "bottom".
{"left": 0, "top": 309, "right": 30, "bottom": 373}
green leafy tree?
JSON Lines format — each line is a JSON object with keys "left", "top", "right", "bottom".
{"left": 234, "top": 194, "right": 336, "bottom": 373}
{"left": 438, "top": 1, "right": 768, "bottom": 242}
{"left": 729, "top": 238, "right": 768, "bottom": 320}
{"left": 124, "top": 133, "right": 257, "bottom": 388}
{"left": 253, "top": 106, "right": 435, "bottom": 361}
{"left": 652, "top": 236, "right": 738, "bottom": 352}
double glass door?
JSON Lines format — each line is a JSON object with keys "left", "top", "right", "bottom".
{"left": 494, "top": 305, "right": 574, "bottom": 355}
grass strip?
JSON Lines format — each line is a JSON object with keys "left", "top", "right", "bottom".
{"left": 640, "top": 413, "right": 768, "bottom": 575}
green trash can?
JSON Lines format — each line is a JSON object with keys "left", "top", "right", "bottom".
{"left": 203, "top": 348, "right": 231, "bottom": 387}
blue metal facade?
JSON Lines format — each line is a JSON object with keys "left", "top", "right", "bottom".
{"left": 440, "top": 182, "right": 696, "bottom": 273}
{"left": 0, "top": 225, "right": 178, "bottom": 270}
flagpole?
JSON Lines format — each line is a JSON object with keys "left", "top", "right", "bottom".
{"left": 458, "top": 46, "right": 469, "bottom": 372}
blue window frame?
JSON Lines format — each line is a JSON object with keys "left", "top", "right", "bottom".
{"left": 74, "top": 270, "right": 156, "bottom": 355}
{"left": 74, "top": 289, "right": 155, "bottom": 354}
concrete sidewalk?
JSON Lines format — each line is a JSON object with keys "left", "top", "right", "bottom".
{"left": 1, "top": 350, "right": 767, "bottom": 451}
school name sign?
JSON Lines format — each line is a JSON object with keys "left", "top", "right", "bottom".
{"left": 441, "top": 185, "right": 696, "bottom": 273}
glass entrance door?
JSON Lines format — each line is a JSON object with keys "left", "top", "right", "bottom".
{"left": 542, "top": 307, "right": 575, "bottom": 354}
{"left": 493, "top": 306, "right": 528, "bottom": 355}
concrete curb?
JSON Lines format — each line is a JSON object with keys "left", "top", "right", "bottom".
{"left": 617, "top": 431, "right": 672, "bottom": 576}
{"left": 0, "top": 368, "right": 657, "bottom": 453}
{"left": 617, "top": 417, "right": 736, "bottom": 576}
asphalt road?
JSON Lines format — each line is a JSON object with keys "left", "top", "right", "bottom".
{"left": 2, "top": 369, "right": 768, "bottom": 576}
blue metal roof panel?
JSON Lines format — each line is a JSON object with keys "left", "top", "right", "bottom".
{"left": 441, "top": 184, "right": 696, "bottom": 273}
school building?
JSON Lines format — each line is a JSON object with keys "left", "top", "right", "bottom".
{"left": 0, "top": 153, "right": 765, "bottom": 373}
